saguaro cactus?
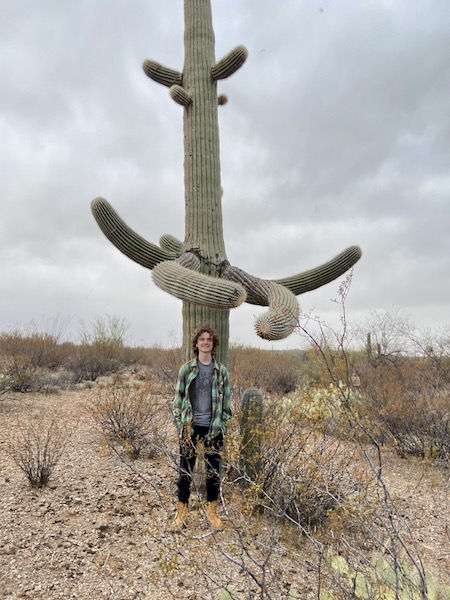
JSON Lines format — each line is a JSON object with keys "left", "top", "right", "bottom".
{"left": 240, "top": 388, "right": 264, "bottom": 484}
{"left": 91, "top": 0, "right": 362, "bottom": 365}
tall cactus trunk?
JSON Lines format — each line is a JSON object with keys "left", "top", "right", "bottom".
{"left": 182, "top": 0, "right": 229, "bottom": 365}
{"left": 90, "top": 0, "right": 362, "bottom": 370}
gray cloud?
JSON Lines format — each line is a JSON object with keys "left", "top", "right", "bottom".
{"left": 1, "top": 0, "right": 449, "bottom": 348}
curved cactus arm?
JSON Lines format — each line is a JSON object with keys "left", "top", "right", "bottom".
{"left": 255, "top": 280, "right": 299, "bottom": 340}
{"left": 159, "top": 234, "right": 183, "bottom": 257}
{"left": 91, "top": 197, "right": 172, "bottom": 270}
{"left": 273, "top": 245, "right": 362, "bottom": 296}
{"left": 221, "top": 264, "right": 299, "bottom": 340}
{"left": 142, "top": 59, "right": 182, "bottom": 88}
{"left": 152, "top": 260, "right": 247, "bottom": 309}
{"left": 221, "top": 263, "right": 267, "bottom": 305}
{"left": 211, "top": 45, "right": 248, "bottom": 80}
{"left": 170, "top": 84, "right": 193, "bottom": 107}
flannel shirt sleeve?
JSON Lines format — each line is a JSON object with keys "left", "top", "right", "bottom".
{"left": 221, "top": 365, "right": 232, "bottom": 429}
{"left": 173, "top": 365, "right": 186, "bottom": 430}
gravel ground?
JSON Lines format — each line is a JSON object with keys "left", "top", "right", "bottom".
{"left": 0, "top": 389, "right": 449, "bottom": 599}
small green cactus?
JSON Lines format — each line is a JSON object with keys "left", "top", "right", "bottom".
{"left": 240, "top": 388, "right": 264, "bottom": 483}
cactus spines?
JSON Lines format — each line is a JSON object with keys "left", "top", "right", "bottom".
{"left": 240, "top": 388, "right": 264, "bottom": 483}
{"left": 211, "top": 45, "right": 249, "bottom": 81}
{"left": 91, "top": 0, "right": 362, "bottom": 365}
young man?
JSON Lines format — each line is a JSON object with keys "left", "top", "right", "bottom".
{"left": 172, "top": 326, "right": 231, "bottom": 530}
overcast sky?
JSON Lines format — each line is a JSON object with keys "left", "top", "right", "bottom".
{"left": 1, "top": 0, "right": 449, "bottom": 349}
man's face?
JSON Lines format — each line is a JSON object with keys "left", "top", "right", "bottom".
{"left": 197, "top": 332, "right": 213, "bottom": 352}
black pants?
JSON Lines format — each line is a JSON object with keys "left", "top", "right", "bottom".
{"left": 177, "top": 425, "right": 223, "bottom": 504}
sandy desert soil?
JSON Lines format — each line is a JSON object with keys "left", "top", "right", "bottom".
{"left": 0, "top": 389, "right": 449, "bottom": 599}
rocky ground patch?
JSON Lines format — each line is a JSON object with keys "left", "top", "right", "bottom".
{"left": 0, "top": 390, "right": 449, "bottom": 599}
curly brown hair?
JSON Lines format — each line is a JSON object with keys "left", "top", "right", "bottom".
{"left": 191, "top": 326, "right": 220, "bottom": 356}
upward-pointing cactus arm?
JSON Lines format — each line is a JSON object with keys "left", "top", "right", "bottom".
{"left": 91, "top": 197, "right": 174, "bottom": 269}
{"left": 211, "top": 45, "right": 248, "bottom": 80}
{"left": 273, "top": 246, "right": 362, "bottom": 295}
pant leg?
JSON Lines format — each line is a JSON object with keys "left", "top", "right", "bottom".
{"left": 177, "top": 434, "right": 198, "bottom": 504}
{"left": 204, "top": 432, "right": 224, "bottom": 502}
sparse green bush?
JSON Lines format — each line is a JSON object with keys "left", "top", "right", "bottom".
{"left": 281, "top": 382, "right": 366, "bottom": 438}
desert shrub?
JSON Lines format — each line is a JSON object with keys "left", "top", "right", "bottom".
{"left": 0, "top": 372, "right": 13, "bottom": 394}
{"left": 279, "top": 382, "right": 368, "bottom": 443}
{"left": 89, "top": 379, "right": 167, "bottom": 458}
{"left": 229, "top": 345, "right": 303, "bottom": 397}
{"left": 67, "top": 315, "right": 130, "bottom": 382}
{"left": 379, "top": 391, "right": 450, "bottom": 460}
{"left": 0, "top": 353, "right": 37, "bottom": 393}
{"left": 352, "top": 309, "right": 450, "bottom": 460}
{"left": 352, "top": 348, "right": 450, "bottom": 459}
{"left": 0, "top": 318, "right": 73, "bottom": 392}
{"left": 4, "top": 409, "right": 70, "bottom": 487}
{"left": 136, "top": 343, "right": 183, "bottom": 393}
{"left": 225, "top": 396, "right": 367, "bottom": 531}
{"left": 0, "top": 316, "right": 69, "bottom": 363}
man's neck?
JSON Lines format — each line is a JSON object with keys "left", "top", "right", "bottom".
{"left": 198, "top": 351, "right": 212, "bottom": 365}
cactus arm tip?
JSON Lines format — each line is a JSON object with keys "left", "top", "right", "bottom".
{"left": 142, "top": 59, "right": 183, "bottom": 88}
{"left": 159, "top": 234, "right": 183, "bottom": 257}
{"left": 274, "top": 245, "right": 362, "bottom": 296}
{"left": 211, "top": 45, "right": 248, "bottom": 81}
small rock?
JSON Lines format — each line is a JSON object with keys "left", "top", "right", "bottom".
{"left": 3, "top": 543, "right": 17, "bottom": 555}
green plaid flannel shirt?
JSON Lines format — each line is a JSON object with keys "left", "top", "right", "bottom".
{"left": 173, "top": 357, "right": 231, "bottom": 440}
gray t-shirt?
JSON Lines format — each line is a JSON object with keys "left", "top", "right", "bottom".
{"left": 190, "top": 360, "right": 214, "bottom": 426}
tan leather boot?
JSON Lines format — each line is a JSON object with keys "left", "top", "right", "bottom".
{"left": 173, "top": 501, "right": 189, "bottom": 530}
{"left": 206, "top": 500, "right": 223, "bottom": 530}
